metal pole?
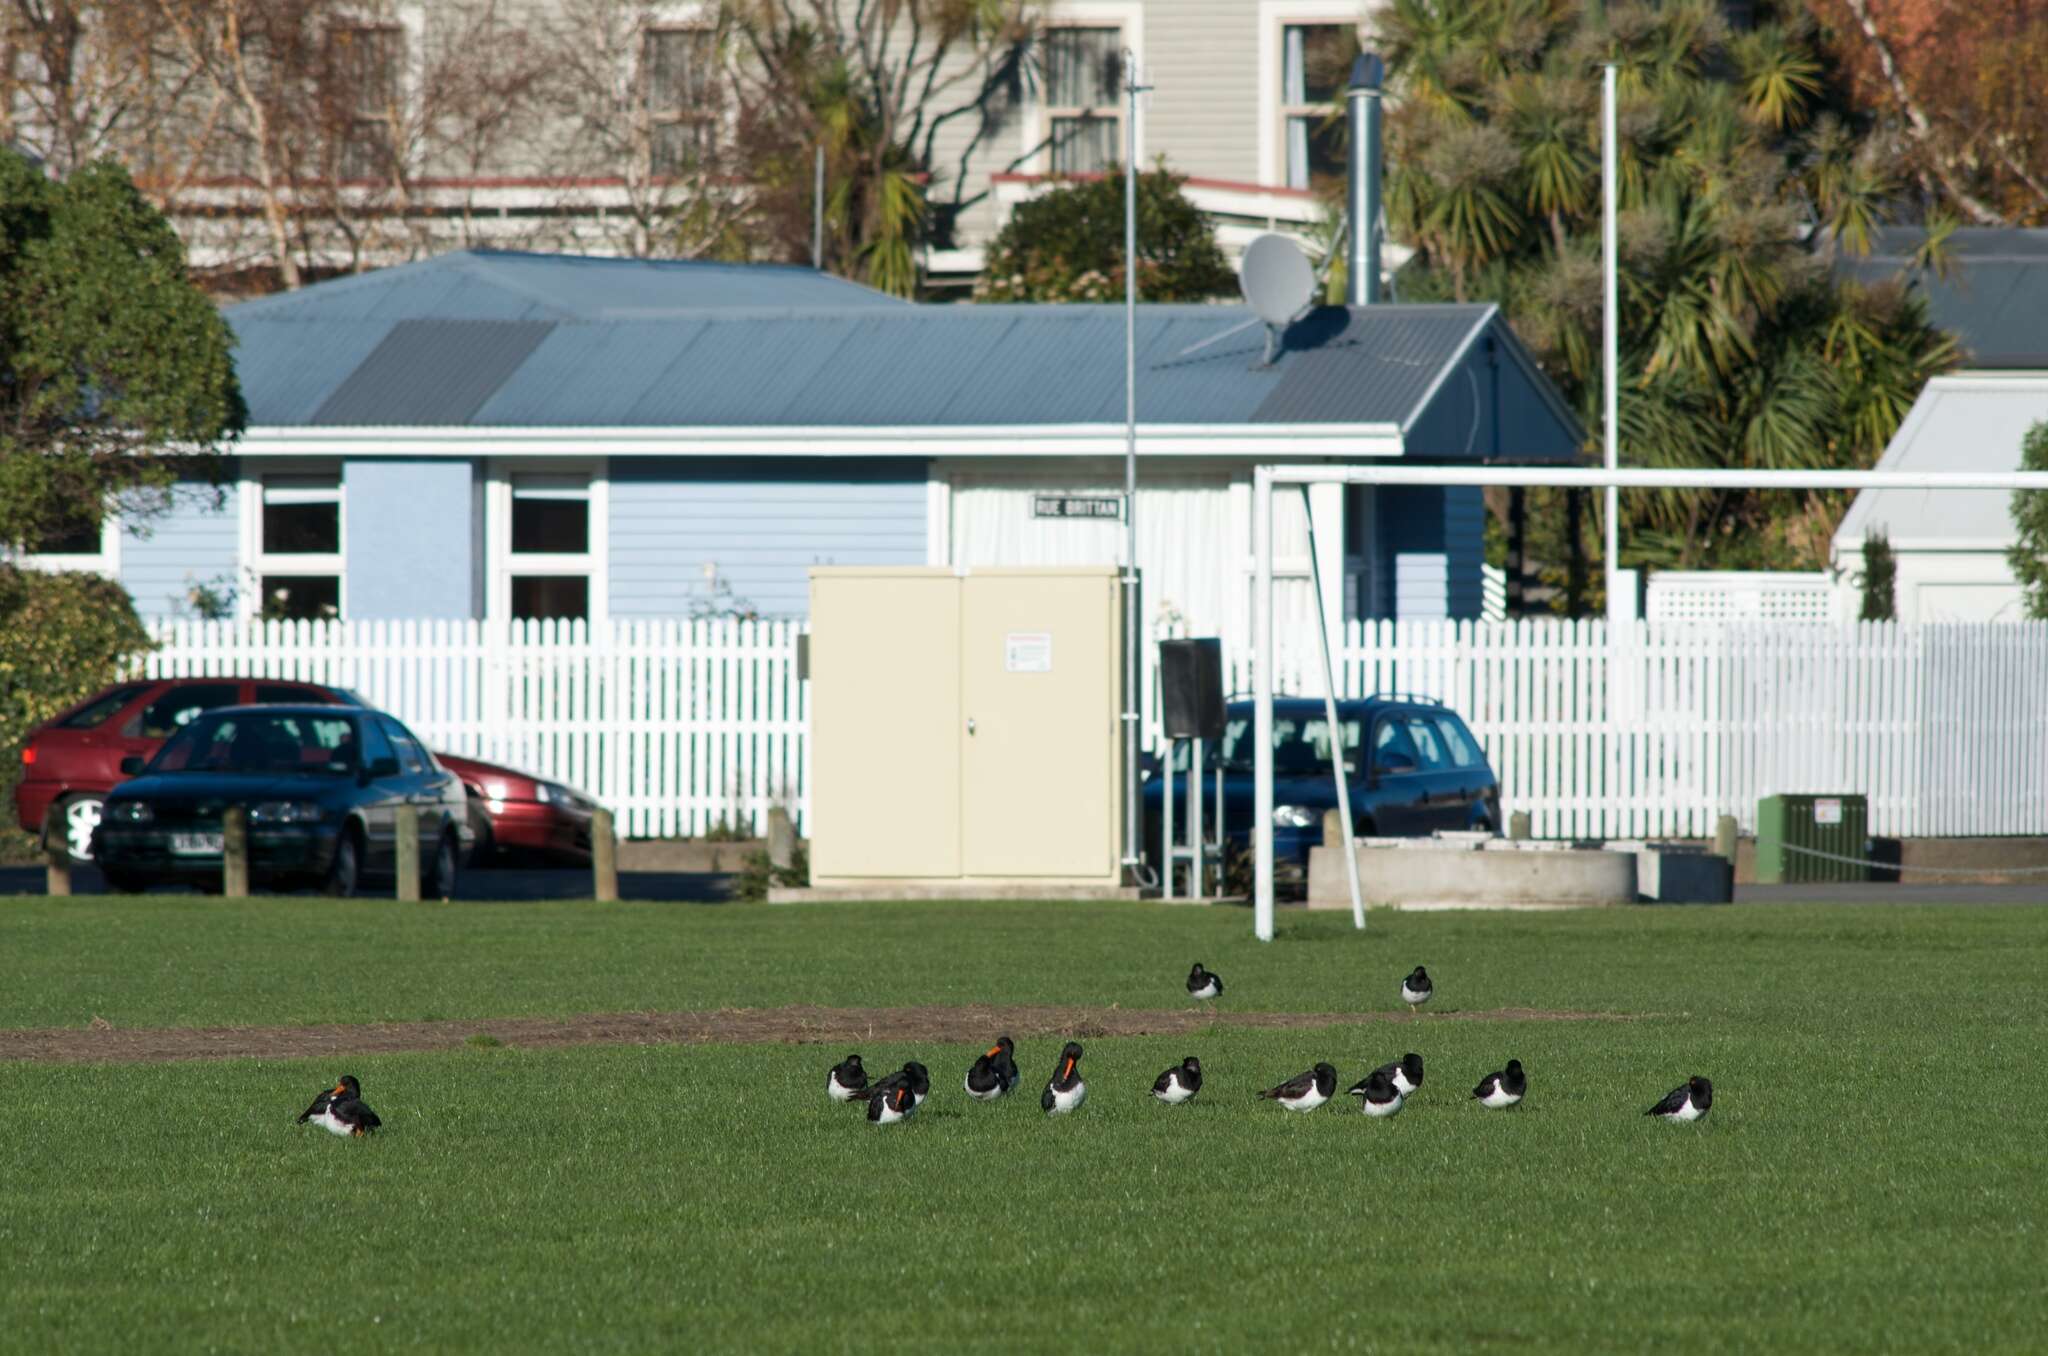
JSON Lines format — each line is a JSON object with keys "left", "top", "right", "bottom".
{"left": 1300, "top": 486, "right": 1364, "bottom": 929}
{"left": 1344, "top": 55, "right": 1384, "bottom": 305}
{"left": 1162, "top": 747, "right": 1175, "bottom": 900}
{"left": 1121, "top": 51, "right": 1149, "bottom": 888}
{"left": 1602, "top": 63, "right": 1622, "bottom": 623}
{"left": 1253, "top": 465, "right": 1275, "bottom": 941}
{"left": 1246, "top": 465, "right": 2048, "bottom": 492}
{"left": 1188, "top": 735, "right": 1203, "bottom": 899}
{"left": 812, "top": 146, "right": 825, "bottom": 270}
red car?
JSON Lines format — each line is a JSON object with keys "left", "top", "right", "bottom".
{"left": 16, "top": 677, "right": 598, "bottom": 866}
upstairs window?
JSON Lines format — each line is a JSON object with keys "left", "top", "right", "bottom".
{"left": 1043, "top": 26, "right": 1122, "bottom": 175}
{"left": 645, "top": 27, "right": 717, "bottom": 177}
{"left": 1281, "top": 23, "right": 1359, "bottom": 191}
{"left": 331, "top": 24, "right": 404, "bottom": 180}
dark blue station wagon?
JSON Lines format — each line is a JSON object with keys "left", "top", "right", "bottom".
{"left": 1144, "top": 696, "right": 1501, "bottom": 885}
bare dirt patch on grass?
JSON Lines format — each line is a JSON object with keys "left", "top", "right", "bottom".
{"left": 0, "top": 1005, "right": 1634, "bottom": 1065}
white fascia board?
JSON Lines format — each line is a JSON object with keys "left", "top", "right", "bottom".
{"left": 234, "top": 424, "right": 1408, "bottom": 460}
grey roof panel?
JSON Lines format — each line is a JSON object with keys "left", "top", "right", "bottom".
{"left": 229, "top": 318, "right": 401, "bottom": 425}
{"left": 311, "top": 319, "right": 555, "bottom": 425}
{"left": 1836, "top": 229, "right": 2048, "bottom": 367}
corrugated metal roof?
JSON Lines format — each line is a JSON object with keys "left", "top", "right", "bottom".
{"left": 225, "top": 251, "right": 1584, "bottom": 452}
{"left": 1836, "top": 228, "right": 2048, "bottom": 368}
{"left": 1835, "top": 374, "right": 2048, "bottom": 548}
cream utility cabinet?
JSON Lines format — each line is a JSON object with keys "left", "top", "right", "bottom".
{"left": 808, "top": 566, "right": 1124, "bottom": 889}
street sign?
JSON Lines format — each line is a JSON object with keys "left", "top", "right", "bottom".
{"left": 1033, "top": 494, "right": 1123, "bottom": 520}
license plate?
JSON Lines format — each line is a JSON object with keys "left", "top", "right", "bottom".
{"left": 171, "top": 832, "right": 224, "bottom": 855}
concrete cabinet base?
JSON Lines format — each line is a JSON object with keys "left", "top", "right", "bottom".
{"left": 1307, "top": 839, "right": 1638, "bottom": 910}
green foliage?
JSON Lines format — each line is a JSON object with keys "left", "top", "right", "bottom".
{"left": 2008, "top": 421, "right": 2048, "bottom": 619}
{"left": 0, "top": 148, "right": 245, "bottom": 551}
{"left": 1857, "top": 529, "right": 1896, "bottom": 621}
{"left": 0, "top": 565, "right": 153, "bottom": 858}
{"left": 1374, "top": 1, "right": 1959, "bottom": 572}
{"left": 975, "top": 164, "right": 1236, "bottom": 303}
{"left": 734, "top": 839, "right": 809, "bottom": 901}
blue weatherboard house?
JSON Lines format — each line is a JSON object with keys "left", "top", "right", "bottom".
{"left": 68, "top": 250, "right": 1583, "bottom": 643}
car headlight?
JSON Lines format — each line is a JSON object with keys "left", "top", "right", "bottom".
{"left": 250, "top": 801, "right": 325, "bottom": 824}
{"left": 1272, "top": 804, "right": 1319, "bottom": 828}
{"left": 110, "top": 801, "right": 153, "bottom": 823}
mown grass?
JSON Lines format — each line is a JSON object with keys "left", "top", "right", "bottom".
{"left": 3, "top": 895, "right": 2045, "bottom": 1032}
{"left": 3, "top": 899, "right": 2046, "bottom": 1351}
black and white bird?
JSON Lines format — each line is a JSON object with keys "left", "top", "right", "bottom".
{"left": 1346, "top": 1068, "right": 1405, "bottom": 1118}
{"left": 1150, "top": 1056, "right": 1203, "bottom": 1105}
{"left": 296, "top": 1075, "right": 382, "bottom": 1138}
{"left": 1042, "top": 1041, "right": 1087, "bottom": 1115}
{"left": 1645, "top": 1075, "right": 1713, "bottom": 1123}
{"left": 1258, "top": 1063, "right": 1337, "bottom": 1113}
{"left": 862, "top": 1061, "right": 932, "bottom": 1110}
{"left": 965, "top": 1036, "right": 1021, "bottom": 1101}
{"left": 1374, "top": 1052, "right": 1425, "bottom": 1097}
{"left": 1187, "top": 963, "right": 1223, "bottom": 1001}
{"left": 827, "top": 1053, "right": 869, "bottom": 1103}
{"left": 867, "top": 1082, "right": 917, "bottom": 1125}
{"left": 1472, "top": 1059, "right": 1526, "bottom": 1109}
{"left": 1400, "top": 966, "right": 1433, "bottom": 1016}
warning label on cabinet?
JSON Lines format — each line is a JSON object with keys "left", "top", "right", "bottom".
{"left": 1005, "top": 632, "right": 1053, "bottom": 673}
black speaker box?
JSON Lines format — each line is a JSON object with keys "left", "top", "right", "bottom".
{"left": 1158, "top": 638, "right": 1225, "bottom": 740}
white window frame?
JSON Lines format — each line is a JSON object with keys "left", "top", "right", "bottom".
{"left": 10, "top": 513, "right": 120, "bottom": 579}
{"left": 240, "top": 465, "right": 347, "bottom": 622}
{"left": 1021, "top": 3, "right": 1144, "bottom": 176}
{"left": 1258, "top": 1, "right": 1377, "bottom": 191}
{"left": 327, "top": 16, "right": 411, "bottom": 182}
{"left": 642, "top": 22, "right": 720, "bottom": 178}
{"left": 487, "top": 458, "right": 609, "bottom": 624}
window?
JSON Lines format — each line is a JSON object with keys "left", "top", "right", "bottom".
{"left": 1403, "top": 715, "right": 1448, "bottom": 769}
{"left": 331, "top": 25, "right": 404, "bottom": 180}
{"left": 508, "top": 473, "right": 594, "bottom": 622}
{"left": 1372, "top": 717, "right": 1421, "bottom": 772}
{"left": 255, "top": 683, "right": 337, "bottom": 705}
{"left": 1281, "top": 23, "right": 1359, "bottom": 191}
{"left": 379, "top": 716, "right": 428, "bottom": 774}
{"left": 57, "top": 684, "right": 151, "bottom": 730}
{"left": 1219, "top": 715, "right": 1362, "bottom": 775}
{"left": 1432, "top": 715, "right": 1479, "bottom": 768}
{"left": 645, "top": 28, "right": 717, "bottom": 176}
{"left": 14, "top": 502, "right": 117, "bottom": 576}
{"left": 1043, "top": 26, "right": 1122, "bottom": 175}
{"left": 255, "top": 474, "right": 343, "bottom": 621}
{"left": 136, "top": 683, "right": 242, "bottom": 739}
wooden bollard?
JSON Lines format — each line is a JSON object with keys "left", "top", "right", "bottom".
{"left": 1713, "top": 814, "right": 1738, "bottom": 863}
{"left": 394, "top": 804, "right": 421, "bottom": 902}
{"left": 592, "top": 807, "right": 618, "bottom": 902}
{"left": 767, "top": 806, "right": 796, "bottom": 871}
{"left": 42, "top": 808, "right": 71, "bottom": 898}
{"left": 222, "top": 805, "right": 250, "bottom": 897}
{"left": 1508, "top": 811, "right": 1532, "bottom": 841}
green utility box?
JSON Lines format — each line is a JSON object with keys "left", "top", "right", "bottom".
{"left": 1754, "top": 794, "right": 1870, "bottom": 883}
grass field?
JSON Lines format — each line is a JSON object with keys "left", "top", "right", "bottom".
{"left": 4, "top": 898, "right": 2045, "bottom": 1352}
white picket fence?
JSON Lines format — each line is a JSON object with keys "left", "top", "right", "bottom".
{"left": 141, "top": 617, "right": 2048, "bottom": 841}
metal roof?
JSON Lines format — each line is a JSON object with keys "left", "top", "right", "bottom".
{"left": 224, "top": 251, "right": 1585, "bottom": 456}
{"left": 1834, "top": 373, "right": 2048, "bottom": 549}
{"left": 1836, "top": 228, "right": 2048, "bottom": 368}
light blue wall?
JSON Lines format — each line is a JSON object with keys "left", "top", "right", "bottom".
{"left": 1375, "top": 485, "right": 1485, "bottom": 620}
{"left": 610, "top": 458, "right": 926, "bottom": 618}
{"left": 345, "top": 459, "right": 478, "bottom": 619}
{"left": 119, "top": 476, "right": 240, "bottom": 620}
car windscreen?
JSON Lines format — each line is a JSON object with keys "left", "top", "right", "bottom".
{"left": 147, "top": 712, "right": 362, "bottom": 776}
{"left": 1218, "top": 715, "right": 1363, "bottom": 776}
{"left": 56, "top": 683, "right": 151, "bottom": 729}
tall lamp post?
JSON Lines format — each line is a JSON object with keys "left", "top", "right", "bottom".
{"left": 1120, "top": 50, "right": 1151, "bottom": 887}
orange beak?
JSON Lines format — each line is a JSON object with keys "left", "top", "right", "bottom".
{"left": 332, "top": 1083, "right": 347, "bottom": 1095}
{"left": 985, "top": 1045, "right": 1003, "bottom": 1059}
{"left": 1061, "top": 1058, "right": 1075, "bottom": 1080}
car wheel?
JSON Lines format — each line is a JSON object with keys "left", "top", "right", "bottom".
{"left": 325, "top": 829, "right": 363, "bottom": 899}
{"left": 426, "top": 831, "right": 459, "bottom": 900}
{"left": 467, "top": 808, "right": 495, "bottom": 868}
{"left": 51, "top": 794, "right": 105, "bottom": 865}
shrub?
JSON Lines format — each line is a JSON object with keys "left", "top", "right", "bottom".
{"left": 2009, "top": 421, "right": 2048, "bottom": 619}
{"left": 0, "top": 566, "right": 152, "bottom": 858}
{"left": 1858, "top": 529, "right": 1897, "bottom": 621}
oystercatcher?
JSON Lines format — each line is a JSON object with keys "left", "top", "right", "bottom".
{"left": 297, "top": 1075, "right": 381, "bottom": 1138}
{"left": 1375, "top": 1052, "right": 1425, "bottom": 1097}
{"left": 1042, "top": 1042, "right": 1087, "bottom": 1115}
{"left": 1400, "top": 966, "right": 1433, "bottom": 1016}
{"left": 1472, "top": 1059, "right": 1526, "bottom": 1109}
{"left": 1346, "top": 1068, "right": 1404, "bottom": 1117}
{"left": 1187, "top": 963, "right": 1223, "bottom": 1001}
{"left": 1150, "top": 1056, "right": 1203, "bottom": 1105}
{"left": 965, "top": 1036, "right": 1020, "bottom": 1101}
{"left": 867, "top": 1082, "right": 917, "bottom": 1125}
{"left": 827, "top": 1054, "right": 869, "bottom": 1103}
{"left": 1645, "top": 1075, "right": 1713, "bottom": 1123}
{"left": 862, "top": 1061, "right": 932, "bottom": 1110}
{"left": 1258, "top": 1063, "right": 1337, "bottom": 1113}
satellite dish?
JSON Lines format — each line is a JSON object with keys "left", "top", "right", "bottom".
{"left": 1239, "top": 234, "right": 1316, "bottom": 327}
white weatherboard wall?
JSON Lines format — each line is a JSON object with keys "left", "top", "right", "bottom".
{"left": 141, "top": 618, "right": 2048, "bottom": 841}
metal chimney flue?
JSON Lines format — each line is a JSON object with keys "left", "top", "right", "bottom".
{"left": 1346, "top": 52, "right": 1385, "bottom": 306}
